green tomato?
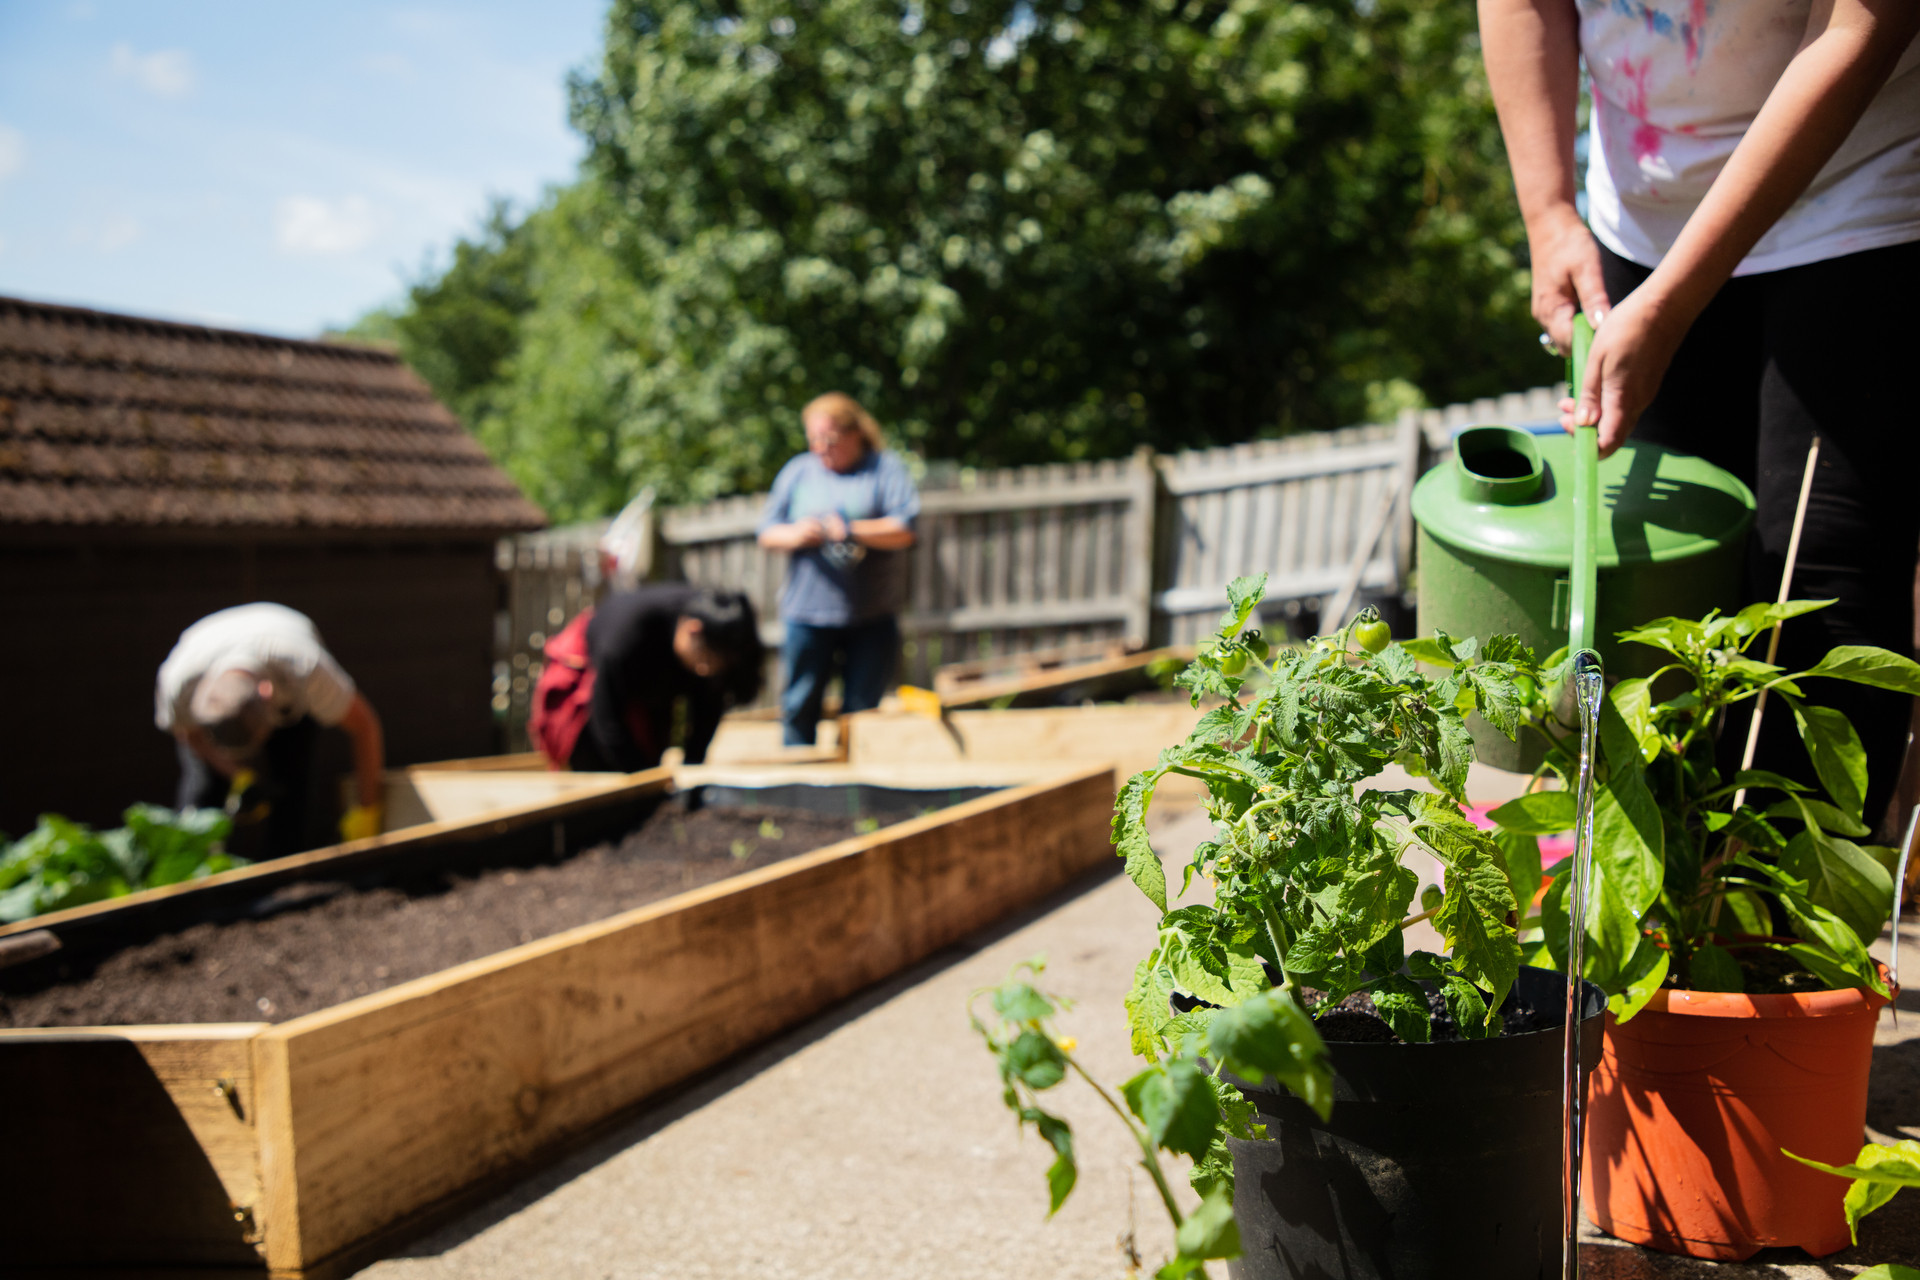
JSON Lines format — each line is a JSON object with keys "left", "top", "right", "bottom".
{"left": 1245, "top": 630, "right": 1270, "bottom": 661}
{"left": 1512, "top": 673, "right": 1539, "bottom": 704}
{"left": 1354, "top": 619, "right": 1391, "bottom": 654}
{"left": 1219, "top": 647, "right": 1249, "bottom": 676}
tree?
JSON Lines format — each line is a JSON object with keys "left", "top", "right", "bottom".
{"left": 382, "top": 0, "right": 1543, "bottom": 515}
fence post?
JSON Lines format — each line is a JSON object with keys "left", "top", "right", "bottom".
{"left": 1122, "top": 444, "right": 1159, "bottom": 648}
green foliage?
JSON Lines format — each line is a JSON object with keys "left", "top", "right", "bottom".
{"left": 1785, "top": 1139, "right": 1920, "bottom": 1248}
{"left": 971, "top": 959, "right": 1255, "bottom": 1277}
{"left": 1123, "top": 576, "right": 1542, "bottom": 1051}
{"left": 373, "top": 0, "right": 1538, "bottom": 516}
{"left": 1495, "top": 601, "right": 1910, "bottom": 1017}
{"left": 0, "top": 806, "right": 241, "bottom": 923}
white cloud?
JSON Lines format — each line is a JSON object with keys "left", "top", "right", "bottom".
{"left": 274, "top": 195, "right": 380, "bottom": 255}
{"left": 0, "top": 125, "right": 23, "bottom": 181}
{"left": 110, "top": 43, "right": 196, "bottom": 98}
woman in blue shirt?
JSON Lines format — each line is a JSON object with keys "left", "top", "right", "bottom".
{"left": 756, "top": 393, "right": 920, "bottom": 746}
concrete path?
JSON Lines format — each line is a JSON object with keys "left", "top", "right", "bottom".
{"left": 359, "top": 804, "right": 1920, "bottom": 1280}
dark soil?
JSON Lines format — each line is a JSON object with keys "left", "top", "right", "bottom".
{"left": 1659, "top": 944, "right": 1830, "bottom": 996}
{"left": 1, "top": 804, "right": 857, "bottom": 1028}
{"left": 1303, "top": 982, "right": 1562, "bottom": 1044}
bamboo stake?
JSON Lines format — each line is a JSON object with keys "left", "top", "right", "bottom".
{"left": 1731, "top": 436, "right": 1821, "bottom": 813}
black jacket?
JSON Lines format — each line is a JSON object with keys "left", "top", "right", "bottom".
{"left": 578, "top": 585, "right": 726, "bottom": 771}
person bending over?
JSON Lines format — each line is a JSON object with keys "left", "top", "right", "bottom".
{"left": 532, "top": 585, "right": 763, "bottom": 772}
{"left": 156, "top": 603, "right": 385, "bottom": 856}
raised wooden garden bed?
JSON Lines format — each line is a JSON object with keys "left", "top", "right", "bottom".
{"left": 0, "top": 763, "right": 1112, "bottom": 1276}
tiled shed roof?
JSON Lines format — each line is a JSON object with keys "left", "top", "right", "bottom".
{"left": 0, "top": 295, "right": 546, "bottom": 534}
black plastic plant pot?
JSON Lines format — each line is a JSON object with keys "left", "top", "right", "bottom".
{"left": 1226, "top": 966, "right": 1606, "bottom": 1280}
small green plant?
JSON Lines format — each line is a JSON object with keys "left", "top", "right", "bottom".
{"left": 1121, "top": 574, "right": 1546, "bottom": 1051}
{"left": 854, "top": 816, "right": 881, "bottom": 835}
{"left": 972, "top": 959, "right": 1264, "bottom": 1279}
{"left": 980, "top": 573, "right": 1538, "bottom": 1259}
{"left": 1785, "top": 1139, "right": 1920, "bottom": 1275}
{"left": 0, "top": 805, "right": 241, "bottom": 922}
{"left": 1490, "top": 601, "right": 1918, "bottom": 1016}
{"left": 757, "top": 817, "right": 784, "bottom": 840}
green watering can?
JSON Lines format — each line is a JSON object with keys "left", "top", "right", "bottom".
{"left": 1410, "top": 317, "right": 1756, "bottom": 772}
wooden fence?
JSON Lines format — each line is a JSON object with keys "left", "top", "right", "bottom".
{"left": 493, "top": 385, "right": 1564, "bottom": 742}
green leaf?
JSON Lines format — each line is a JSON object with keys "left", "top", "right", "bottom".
{"left": 1493, "top": 827, "right": 1544, "bottom": 918}
{"left": 1025, "top": 1109, "right": 1077, "bottom": 1217}
{"left": 1720, "top": 887, "right": 1772, "bottom": 938}
{"left": 1204, "top": 988, "right": 1334, "bottom": 1121}
{"left": 1004, "top": 1030, "right": 1067, "bottom": 1090}
{"left": 1122, "top": 1056, "right": 1221, "bottom": 1162}
{"left": 1607, "top": 941, "right": 1670, "bottom": 1022}
{"left": 1786, "top": 697, "right": 1869, "bottom": 820}
{"left": 1487, "top": 790, "right": 1574, "bottom": 836}
{"left": 1412, "top": 796, "right": 1519, "bottom": 1021}
{"left": 1855, "top": 1266, "right": 1920, "bottom": 1280}
{"left": 1222, "top": 574, "right": 1268, "bottom": 635}
{"left": 1174, "top": 1181, "right": 1242, "bottom": 1260}
{"left": 1334, "top": 842, "right": 1419, "bottom": 952}
{"left": 1765, "top": 796, "right": 1870, "bottom": 838}
{"left": 1440, "top": 975, "right": 1497, "bottom": 1039}
{"left": 1780, "top": 824, "right": 1894, "bottom": 946}
{"left": 1125, "top": 957, "right": 1177, "bottom": 1058}
{"left": 1113, "top": 769, "right": 1168, "bottom": 912}
{"left": 992, "top": 982, "right": 1055, "bottom": 1025}
{"left": 1775, "top": 889, "right": 1888, "bottom": 995}
{"left": 1688, "top": 943, "right": 1743, "bottom": 993}
{"left": 1399, "top": 635, "right": 1459, "bottom": 668}
{"left": 1432, "top": 708, "right": 1475, "bottom": 799}
{"left": 1369, "top": 973, "right": 1432, "bottom": 1043}
{"left": 1784, "top": 1139, "right": 1920, "bottom": 1244}
{"left": 1799, "top": 645, "right": 1920, "bottom": 694}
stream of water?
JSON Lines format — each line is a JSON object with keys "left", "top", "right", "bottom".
{"left": 1563, "top": 649, "right": 1604, "bottom": 1280}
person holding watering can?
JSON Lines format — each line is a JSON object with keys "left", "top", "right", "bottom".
{"left": 756, "top": 393, "right": 919, "bottom": 748}
{"left": 1480, "top": 0, "right": 1920, "bottom": 825}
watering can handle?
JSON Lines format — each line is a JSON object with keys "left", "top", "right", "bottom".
{"left": 1568, "top": 314, "right": 1598, "bottom": 657}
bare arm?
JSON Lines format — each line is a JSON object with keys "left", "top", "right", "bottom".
{"left": 1573, "top": 0, "right": 1920, "bottom": 450}
{"left": 1480, "top": 0, "right": 1612, "bottom": 351}
{"left": 757, "top": 517, "right": 827, "bottom": 551}
{"left": 848, "top": 516, "right": 914, "bottom": 550}
{"left": 338, "top": 693, "right": 385, "bottom": 811}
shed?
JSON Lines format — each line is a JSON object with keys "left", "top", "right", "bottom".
{"left": 0, "top": 295, "right": 546, "bottom": 837}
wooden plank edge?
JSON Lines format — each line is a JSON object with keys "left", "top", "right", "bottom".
{"left": 256, "top": 765, "right": 1113, "bottom": 1049}
{"left": 0, "top": 1022, "right": 268, "bottom": 1042}
{"left": 0, "top": 769, "right": 676, "bottom": 941}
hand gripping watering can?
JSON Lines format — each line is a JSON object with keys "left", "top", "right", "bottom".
{"left": 1409, "top": 319, "right": 1755, "bottom": 771}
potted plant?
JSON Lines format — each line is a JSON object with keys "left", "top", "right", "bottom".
{"left": 1085, "top": 574, "right": 1601, "bottom": 1279}
{"left": 1489, "top": 600, "right": 1915, "bottom": 1259}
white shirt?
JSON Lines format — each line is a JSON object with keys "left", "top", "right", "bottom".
{"left": 1582, "top": 0, "right": 1920, "bottom": 274}
{"left": 155, "top": 603, "right": 357, "bottom": 732}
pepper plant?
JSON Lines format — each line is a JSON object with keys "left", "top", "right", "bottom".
{"left": 1489, "top": 601, "right": 1917, "bottom": 1017}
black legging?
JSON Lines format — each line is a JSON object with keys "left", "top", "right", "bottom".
{"left": 1600, "top": 237, "right": 1920, "bottom": 825}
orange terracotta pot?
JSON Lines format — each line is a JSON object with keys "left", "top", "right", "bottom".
{"left": 1583, "top": 973, "right": 1892, "bottom": 1260}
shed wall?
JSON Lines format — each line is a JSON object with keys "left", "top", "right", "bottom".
{"left": 0, "top": 539, "right": 500, "bottom": 836}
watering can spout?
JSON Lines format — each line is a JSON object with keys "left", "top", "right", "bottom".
{"left": 1568, "top": 314, "right": 1598, "bottom": 658}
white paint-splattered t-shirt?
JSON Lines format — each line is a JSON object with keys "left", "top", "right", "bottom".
{"left": 1582, "top": 0, "right": 1920, "bottom": 273}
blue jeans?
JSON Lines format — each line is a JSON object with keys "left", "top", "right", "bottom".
{"left": 781, "top": 616, "right": 899, "bottom": 746}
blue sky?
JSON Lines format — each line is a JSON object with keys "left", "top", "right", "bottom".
{"left": 0, "top": 2, "right": 607, "bottom": 336}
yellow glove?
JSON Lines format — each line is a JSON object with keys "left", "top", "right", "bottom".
{"left": 224, "top": 768, "right": 258, "bottom": 817}
{"left": 339, "top": 804, "right": 384, "bottom": 842}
